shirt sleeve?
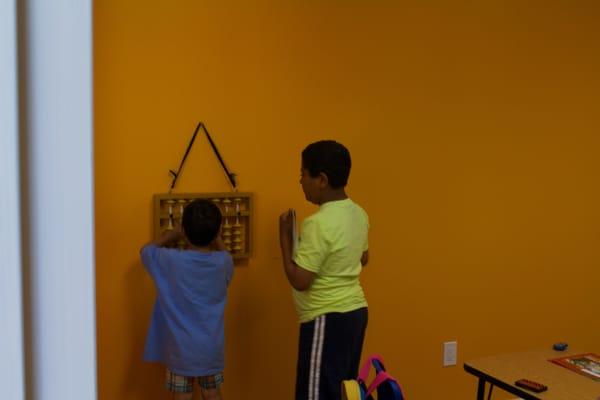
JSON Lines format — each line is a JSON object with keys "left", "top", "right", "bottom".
{"left": 140, "top": 244, "right": 164, "bottom": 280}
{"left": 224, "top": 252, "right": 234, "bottom": 285}
{"left": 293, "top": 217, "right": 327, "bottom": 273}
{"left": 363, "top": 214, "right": 370, "bottom": 252}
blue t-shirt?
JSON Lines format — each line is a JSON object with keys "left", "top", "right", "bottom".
{"left": 140, "top": 244, "right": 233, "bottom": 376}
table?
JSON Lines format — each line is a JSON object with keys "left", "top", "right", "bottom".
{"left": 464, "top": 348, "right": 600, "bottom": 400}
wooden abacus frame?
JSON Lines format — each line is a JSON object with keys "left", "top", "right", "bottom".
{"left": 153, "top": 192, "right": 253, "bottom": 260}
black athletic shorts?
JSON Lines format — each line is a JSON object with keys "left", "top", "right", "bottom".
{"left": 295, "top": 307, "right": 368, "bottom": 400}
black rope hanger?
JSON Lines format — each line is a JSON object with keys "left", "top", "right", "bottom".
{"left": 168, "top": 122, "right": 237, "bottom": 192}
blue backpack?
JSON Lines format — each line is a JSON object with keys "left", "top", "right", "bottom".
{"left": 342, "top": 354, "right": 404, "bottom": 400}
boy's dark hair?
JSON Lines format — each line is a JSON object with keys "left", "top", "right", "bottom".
{"left": 302, "top": 140, "right": 352, "bottom": 189}
{"left": 182, "top": 199, "right": 222, "bottom": 247}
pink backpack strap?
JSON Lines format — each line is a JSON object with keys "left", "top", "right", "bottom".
{"left": 358, "top": 354, "right": 385, "bottom": 382}
{"left": 365, "top": 371, "right": 398, "bottom": 397}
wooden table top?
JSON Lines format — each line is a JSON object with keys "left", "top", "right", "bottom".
{"left": 464, "top": 348, "right": 600, "bottom": 400}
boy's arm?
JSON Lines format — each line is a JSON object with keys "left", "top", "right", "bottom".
{"left": 361, "top": 250, "right": 369, "bottom": 267}
{"left": 140, "top": 228, "right": 183, "bottom": 253}
{"left": 212, "top": 235, "right": 227, "bottom": 252}
{"left": 279, "top": 209, "right": 315, "bottom": 291}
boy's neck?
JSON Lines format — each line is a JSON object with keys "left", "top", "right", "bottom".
{"left": 318, "top": 188, "right": 348, "bottom": 205}
{"left": 189, "top": 244, "right": 211, "bottom": 252}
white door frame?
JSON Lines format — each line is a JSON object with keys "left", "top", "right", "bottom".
{"left": 2, "top": 0, "right": 97, "bottom": 399}
{"left": 0, "top": 0, "right": 25, "bottom": 399}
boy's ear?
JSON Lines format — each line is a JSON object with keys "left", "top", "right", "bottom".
{"left": 317, "top": 172, "right": 329, "bottom": 188}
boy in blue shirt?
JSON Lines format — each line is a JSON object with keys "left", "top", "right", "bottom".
{"left": 279, "top": 140, "right": 370, "bottom": 400}
{"left": 141, "top": 199, "right": 233, "bottom": 400}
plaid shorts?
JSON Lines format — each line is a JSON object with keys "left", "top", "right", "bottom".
{"left": 165, "top": 369, "right": 224, "bottom": 393}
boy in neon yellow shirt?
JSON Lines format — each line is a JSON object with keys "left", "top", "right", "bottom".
{"left": 279, "top": 140, "right": 369, "bottom": 400}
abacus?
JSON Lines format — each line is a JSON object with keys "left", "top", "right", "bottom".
{"left": 153, "top": 192, "right": 253, "bottom": 260}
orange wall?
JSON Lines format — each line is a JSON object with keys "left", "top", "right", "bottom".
{"left": 94, "top": 2, "right": 600, "bottom": 399}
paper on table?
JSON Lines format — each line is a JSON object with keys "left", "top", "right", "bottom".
{"left": 550, "top": 353, "right": 600, "bottom": 381}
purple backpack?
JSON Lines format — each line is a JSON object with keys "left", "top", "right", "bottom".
{"left": 342, "top": 354, "right": 405, "bottom": 400}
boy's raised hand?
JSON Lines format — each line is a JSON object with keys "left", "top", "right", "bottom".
{"left": 280, "top": 208, "right": 297, "bottom": 246}
{"left": 279, "top": 209, "right": 294, "bottom": 232}
{"left": 279, "top": 209, "right": 294, "bottom": 251}
{"left": 212, "top": 234, "right": 227, "bottom": 252}
{"left": 278, "top": 208, "right": 316, "bottom": 291}
{"left": 141, "top": 223, "right": 183, "bottom": 251}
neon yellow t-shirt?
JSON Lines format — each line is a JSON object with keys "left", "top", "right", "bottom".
{"left": 292, "top": 198, "right": 369, "bottom": 323}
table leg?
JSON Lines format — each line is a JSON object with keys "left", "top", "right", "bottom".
{"left": 477, "top": 377, "right": 486, "bottom": 400}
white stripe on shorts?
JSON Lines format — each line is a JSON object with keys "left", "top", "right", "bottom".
{"left": 314, "top": 315, "right": 326, "bottom": 400}
{"left": 308, "top": 316, "right": 326, "bottom": 400}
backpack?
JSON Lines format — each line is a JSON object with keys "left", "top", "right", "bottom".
{"left": 342, "top": 354, "right": 404, "bottom": 400}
